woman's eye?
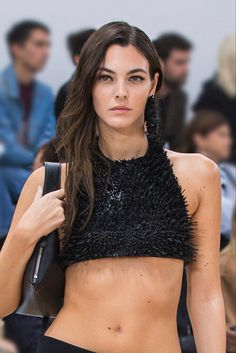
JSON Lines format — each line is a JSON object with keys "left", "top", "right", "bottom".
{"left": 129, "top": 76, "right": 144, "bottom": 82}
{"left": 98, "top": 75, "right": 112, "bottom": 81}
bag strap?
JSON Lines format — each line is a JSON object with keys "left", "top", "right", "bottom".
{"left": 42, "top": 161, "right": 61, "bottom": 196}
{"left": 40, "top": 161, "right": 61, "bottom": 334}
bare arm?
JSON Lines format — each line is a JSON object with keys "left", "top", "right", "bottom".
{"left": 0, "top": 166, "right": 65, "bottom": 318}
{"left": 186, "top": 155, "right": 226, "bottom": 353}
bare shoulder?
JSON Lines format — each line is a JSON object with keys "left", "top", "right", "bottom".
{"left": 165, "top": 148, "right": 220, "bottom": 181}
{"left": 19, "top": 166, "right": 46, "bottom": 196}
{"left": 7, "top": 166, "right": 46, "bottom": 236}
{"left": 165, "top": 149, "right": 221, "bottom": 215}
{"left": 31, "top": 162, "right": 68, "bottom": 190}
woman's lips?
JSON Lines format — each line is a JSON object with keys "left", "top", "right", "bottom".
{"left": 110, "top": 108, "right": 131, "bottom": 112}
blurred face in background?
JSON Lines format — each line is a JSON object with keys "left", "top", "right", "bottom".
{"left": 163, "top": 49, "right": 191, "bottom": 88}
{"left": 11, "top": 29, "right": 51, "bottom": 72}
{"left": 193, "top": 123, "right": 233, "bottom": 162}
{"left": 73, "top": 55, "right": 80, "bottom": 66}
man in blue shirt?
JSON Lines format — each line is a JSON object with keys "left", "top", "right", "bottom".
{"left": 0, "top": 22, "right": 56, "bottom": 353}
{"left": 0, "top": 20, "right": 56, "bottom": 241}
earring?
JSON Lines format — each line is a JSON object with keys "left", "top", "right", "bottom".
{"left": 144, "top": 94, "right": 158, "bottom": 138}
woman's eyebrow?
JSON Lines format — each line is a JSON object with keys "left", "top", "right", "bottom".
{"left": 98, "top": 67, "right": 148, "bottom": 74}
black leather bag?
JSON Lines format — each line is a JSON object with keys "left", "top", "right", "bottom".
{"left": 15, "top": 162, "right": 65, "bottom": 327}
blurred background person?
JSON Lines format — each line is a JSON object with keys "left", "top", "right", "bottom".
{"left": 55, "top": 28, "right": 96, "bottom": 118}
{"left": 152, "top": 33, "right": 193, "bottom": 151}
{"left": 193, "top": 34, "right": 236, "bottom": 163}
{"left": 0, "top": 19, "right": 56, "bottom": 353}
{"left": 220, "top": 207, "right": 236, "bottom": 353}
{"left": 185, "top": 109, "right": 236, "bottom": 248}
{"left": 0, "top": 20, "right": 56, "bottom": 241}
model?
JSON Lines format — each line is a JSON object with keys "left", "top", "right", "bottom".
{"left": 0, "top": 21, "right": 226, "bottom": 353}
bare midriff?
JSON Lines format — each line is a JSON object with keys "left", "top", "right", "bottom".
{"left": 44, "top": 256, "right": 184, "bottom": 353}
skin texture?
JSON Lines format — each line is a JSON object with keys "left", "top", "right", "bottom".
{"left": 0, "top": 44, "right": 226, "bottom": 352}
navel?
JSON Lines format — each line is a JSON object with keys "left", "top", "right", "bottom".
{"left": 114, "top": 325, "right": 122, "bottom": 335}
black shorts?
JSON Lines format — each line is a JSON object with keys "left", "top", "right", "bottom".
{"left": 36, "top": 334, "right": 97, "bottom": 353}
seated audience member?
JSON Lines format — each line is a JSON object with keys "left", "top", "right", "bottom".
{"left": 55, "top": 28, "right": 96, "bottom": 118}
{"left": 0, "top": 20, "right": 56, "bottom": 353}
{"left": 220, "top": 207, "right": 236, "bottom": 353}
{"left": 0, "top": 20, "right": 56, "bottom": 240}
{"left": 152, "top": 33, "right": 193, "bottom": 151}
{"left": 185, "top": 109, "right": 236, "bottom": 248}
{"left": 193, "top": 34, "right": 236, "bottom": 163}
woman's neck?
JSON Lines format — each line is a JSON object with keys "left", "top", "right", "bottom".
{"left": 97, "top": 132, "right": 149, "bottom": 162}
{"left": 14, "top": 61, "right": 34, "bottom": 84}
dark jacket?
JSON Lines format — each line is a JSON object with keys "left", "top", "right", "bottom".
{"left": 55, "top": 80, "right": 70, "bottom": 119}
{"left": 158, "top": 88, "right": 187, "bottom": 152}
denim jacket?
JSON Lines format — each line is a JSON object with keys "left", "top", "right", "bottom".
{"left": 219, "top": 162, "right": 236, "bottom": 238}
{"left": 0, "top": 63, "right": 56, "bottom": 168}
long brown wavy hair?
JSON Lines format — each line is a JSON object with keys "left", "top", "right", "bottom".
{"left": 56, "top": 21, "right": 163, "bottom": 242}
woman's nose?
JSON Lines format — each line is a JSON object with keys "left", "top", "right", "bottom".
{"left": 115, "top": 81, "right": 128, "bottom": 99}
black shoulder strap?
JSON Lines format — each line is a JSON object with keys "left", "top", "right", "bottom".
{"left": 40, "top": 162, "right": 61, "bottom": 334}
{"left": 42, "top": 162, "right": 61, "bottom": 196}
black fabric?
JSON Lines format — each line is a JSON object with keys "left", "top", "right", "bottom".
{"left": 177, "top": 270, "right": 197, "bottom": 353}
{"left": 55, "top": 80, "right": 70, "bottom": 119}
{"left": 157, "top": 88, "right": 187, "bottom": 151}
{"left": 59, "top": 134, "right": 198, "bottom": 269}
{"left": 36, "top": 334, "right": 96, "bottom": 353}
{"left": 55, "top": 75, "right": 74, "bottom": 119}
{"left": 3, "top": 313, "right": 54, "bottom": 353}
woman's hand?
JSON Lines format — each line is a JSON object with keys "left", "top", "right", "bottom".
{"left": 0, "top": 166, "right": 66, "bottom": 318}
{"left": 14, "top": 185, "right": 65, "bottom": 245}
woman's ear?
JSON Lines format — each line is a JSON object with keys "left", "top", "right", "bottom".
{"left": 150, "top": 72, "right": 160, "bottom": 95}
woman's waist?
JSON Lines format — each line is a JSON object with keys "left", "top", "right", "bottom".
{"left": 63, "top": 291, "right": 178, "bottom": 322}
{"left": 45, "top": 306, "right": 181, "bottom": 353}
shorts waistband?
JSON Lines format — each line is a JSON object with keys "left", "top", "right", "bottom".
{"left": 36, "top": 334, "right": 97, "bottom": 353}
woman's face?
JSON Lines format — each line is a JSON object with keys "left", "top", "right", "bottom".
{"left": 194, "top": 124, "right": 233, "bottom": 162}
{"left": 92, "top": 44, "right": 159, "bottom": 135}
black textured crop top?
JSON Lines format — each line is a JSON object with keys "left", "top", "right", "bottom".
{"left": 58, "top": 134, "right": 198, "bottom": 269}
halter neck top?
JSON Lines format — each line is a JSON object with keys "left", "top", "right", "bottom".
{"left": 58, "top": 134, "right": 198, "bottom": 269}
